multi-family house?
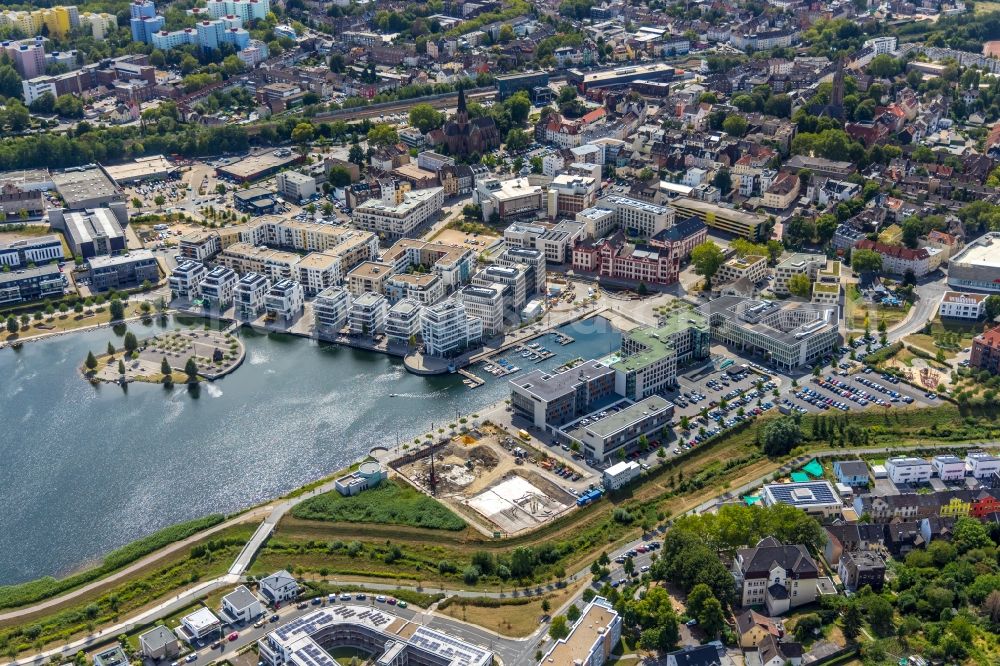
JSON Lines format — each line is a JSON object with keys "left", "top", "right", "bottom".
{"left": 732, "top": 538, "right": 819, "bottom": 615}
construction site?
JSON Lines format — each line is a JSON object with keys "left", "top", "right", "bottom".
{"left": 392, "top": 428, "right": 579, "bottom": 536}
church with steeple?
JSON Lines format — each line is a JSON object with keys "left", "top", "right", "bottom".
{"left": 429, "top": 88, "right": 501, "bottom": 158}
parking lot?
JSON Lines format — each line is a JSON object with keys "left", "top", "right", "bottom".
{"left": 782, "top": 367, "right": 933, "bottom": 415}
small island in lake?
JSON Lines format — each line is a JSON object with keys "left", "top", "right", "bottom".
{"left": 82, "top": 328, "right": 245, "bottom": 385}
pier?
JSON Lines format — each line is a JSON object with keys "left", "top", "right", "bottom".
{"left": 456, "top": 368, "right": 485, "bottom": 388}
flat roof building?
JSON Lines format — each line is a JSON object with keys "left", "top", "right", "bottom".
{"left": 565, "top": 395, "right": 673, "bottom": 461}
{"left": 258, "top": 607, "right": 492, "bottom": 666}
{"left": 0, "top": 234, "right": 63, "bottom": 268}
{"left": 948, "top": 232, "right": 1000, "bottom": 293}
{"left": 49, "top": 206, "right": 127, "bottom": 259}
{"left": 703, "top": 296, "right": 839, "bottom": 371}
{"left": 87, "top": 250, "right": 160, "bottom": 292}
{"left": 353, "top": 187, "right": 444, "bottom": 240}
{"left": 0, "top": 263, "right": 64, "bottom": 306}
{"left": 540, "top": 597, "right": 621, "bottom": 665}
{"left": 761, "top": 480, "right": 843, "bottom": 518}
{"left": 665, "top": 196, "right": 767, "bottom": 240}
{"left": 216, "top": 150, "right": 304, "bottom": 182}
{"left": 567, "top": 62, "right": 676, "bottom": 91}
{"left": 510, "top": 359, "right": 617, "bottom": 432}
{"left": 475, "top": 177, "right": 544, "bottom": 222}
{"left": 102, "top": 155, "right": 176, "bottom": 184}
{"left": 51, "top": 165, "right": 124, "bottom": 209}
{"left": 314, "top": 285, "right": 351, "bottom": 334}
{"left": 420, "top": 298, "right": 482, "bottom": 358}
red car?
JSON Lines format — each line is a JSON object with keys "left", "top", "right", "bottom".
{"left": 387, "top": 598, "right": 397, "bottom": 605}
{"left": 227, "top": 632, "right": 239, "bottom": 642}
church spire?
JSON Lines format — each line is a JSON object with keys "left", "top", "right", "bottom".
{"left": 457, "top": 86, "right": 467, "bottom": 114}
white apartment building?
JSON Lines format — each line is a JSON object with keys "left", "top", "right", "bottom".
{"left": 495, "top": 247, "right": 547, "bottom": 295}
{"left": 602, "top": 460, "right": 641, "bottom": 490}
{"left": 385, "top": 298, "right": 422, "bottom": 345}
{"left": 198, "top": 265, "right": 238, "bottom": 310}
{"left": 234, "top": 272, "right": 270, "bottom": 320}
{"left": 385, "top": 272, "right": 445, "bottom": 305}
{"left": 264, "top": 279, "right": 304, "bottom": 321}
{"left": 716, "top": 255, "right": 767, "bottom": 285}
{"left": 885, "top": 456, "right": 933, "bottom": 485}
{"left": 0, "top": 235, "right": 63, "bottom": 267}
{"left": 275, "top": 170, "right": 316, "bottom": 203}
{"left": 353, "top": 187, "right": 444, "bottom": 240}
{"left": 472, "top": 264, "right": 527, "bottom": 313}
{"left": 502, "top": 220, "right": 583, "bottom": 264}
{"left": 460, "top": 284, "right": 505, "bottom": 335}
{"left": 938, "top": 291, "right": 986, "bottom": 320}
{"left": 773, "top": 253, "right": 826, "bottom": 295}
{"left": 595, "top": 195, "right": 675, "bottom": 237}
{"left": 169, "top": 261, "right": 208, "bottom": 300}
{"left": 314, "top": 285, "right": 351, "bottom": 333}
{"left": 348, "top": 291, "right": 388, "bottom": 336}
{"left": 295, "top": 252, "right": 342, "bottom": 296}
{"left": 421, "top": 298, "right": 482, "bottom": 357}
{"left": 932, "top": 455, "right": 966, "bottom": 481}
{"left": 967, "top": 452, "right": 1000, "bottom": 480}
{"left": 204, "top": 0, "right": 270, "bottom": 22}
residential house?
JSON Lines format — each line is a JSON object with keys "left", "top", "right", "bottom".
{"left": 744, "top": 635, "right": 802, "bottom": 666}
{"left": 837, "top": 551, "right": 886, "bottom": 592}
{"left": 735, "top": 610, "right": 783, "bottom": 649}
{"left": 732, "top": 538, "right": 819, "bottom": 615}
{"left": 222, "top": 585, "right": 264, "bottom": 623}
{"left": 833, "top": 460, "right": 869, "bottom": 487}
{"left": 258, "top": 570, "right": 298, "bottom": 606}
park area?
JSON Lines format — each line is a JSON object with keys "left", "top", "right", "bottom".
{"left": 903, "top": 318, "right": 985, "bottom": 361}
{"left": 87, "top": 328, "right": 244, "bottom": 384}
{"left": 844, "top": 284, "right": 910, "bottom": 332}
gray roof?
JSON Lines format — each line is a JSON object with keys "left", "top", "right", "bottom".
{"left": 511, "top": 359, "right": 613, "bottom": 403}
{"left": 139, "top": 625, "right": 176, "bottom": 651}
{"left": 224, "top": 585, "right": 260, "bottom": 611}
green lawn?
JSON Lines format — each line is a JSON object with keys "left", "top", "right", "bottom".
{"left": 975, "top": 0, "right": 1000, "bottom": 14}
{"left": 291, "top": 480, "right": 467, "bottom": 530}
{"left": 904, "top": 318, "right": 983, "bottom": 360}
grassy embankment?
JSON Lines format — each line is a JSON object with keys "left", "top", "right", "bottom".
{"left": 0, "top": 523, "right": 255, "bottom": 657}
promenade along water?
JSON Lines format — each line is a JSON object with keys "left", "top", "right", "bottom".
{"left": 0, "top": 315, "right": 621, "bottom": 585}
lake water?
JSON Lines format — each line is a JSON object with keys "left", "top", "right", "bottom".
{"left": 0, "top": 315, "right": 621, "bottom": 585}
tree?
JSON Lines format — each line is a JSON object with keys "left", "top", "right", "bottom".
{"left": 691, "top": 241, "right": 725, "bottom": 286}
{"left": 549, "top": 616, "right": 569, "bottom": 640}
{"left": 557, "top": 86, "right": 578, "bottom": 104}
{"left": 952, "top": 516, "right": 993, "bottom": 553}
{"left": 123, "top": 331, "right": 138, "bottom": 354}
{"left": 985, "top": 295, "right": 1000, "bottom": 320}
{"left": 85, "top": 350, "right": 97, "bottom": 371}
{"left": 865, "top": 595, "right": 894, "bottom": 637}
{"left": 409, "top": 103, "right": 445, "bottom": 134}
{"left": 713, "top": 167, "right": 732, "bottom": 194}
{"left": 842, "top": 600, "right": 863, "bottom": 641}
{"left": 328, "top": 165, "right": 353, "bottom": 188}
{"left": 685, "top": 584, "right": 715, "bottom": 620}
{"left": 698, "top": 596, "right": 726, "bottom": 638}
{"left": 760, "top": 417, "right": 802, "bottom": 456}
{"left": 788, "top": 273, "right": 812, "bottom": 298}
{"left": 184, "top": 357, "right": 198, "bottom": 382}
{"left": 291, "top": 122, "right": 314, "bottom": 145}
{"left": 154, "top": 195, "right": 166, "bottom": 209}
{"left": 161, "top": 357, "right": 172, "bottom": 376}
{"left": 29, "top": 91, "right": 56, "bottom": 114}
{"left": 498, "top": 24, "right": 514, "bottom": 43}
{"left": 566, "top": 604, "right": 581, "bottom": 623}
{"left": 505, "top": 128, "right": 532, "bottom": 151}
{"left": 109, "top": 300, "right": 124, "bottom": 321}
{"left": 722, "top": 115, "right": 748, "bottom": 137}
{"left": 868, "top": 54, "right": 900, "bottom": 78}
{"left": 367, "top": 124, "right": 399, "bottom": 148}
{"left": 851, "top": 248, "right": 882, "bottom": 274}
{"left": 348, "top": 143, "right": 366, "bottom": 166}
{"left": 541, "top": 599, "right": 551, "bottom": 614}
{"left": 329, "top": 54, "right": 345, "bottom": 73}
{"left": 5, "top": 315, "right": 17, "bottom": 335}
{"left": 118, "top": 359, "right": 126, "bottom": 375}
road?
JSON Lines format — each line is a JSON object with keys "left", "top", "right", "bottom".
{"left": 887, "top": 273, "right": 949, "bottom": 343}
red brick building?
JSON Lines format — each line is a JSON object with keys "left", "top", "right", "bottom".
{"left": 970, "top": 324, "right": 1000, "bottom": 374}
